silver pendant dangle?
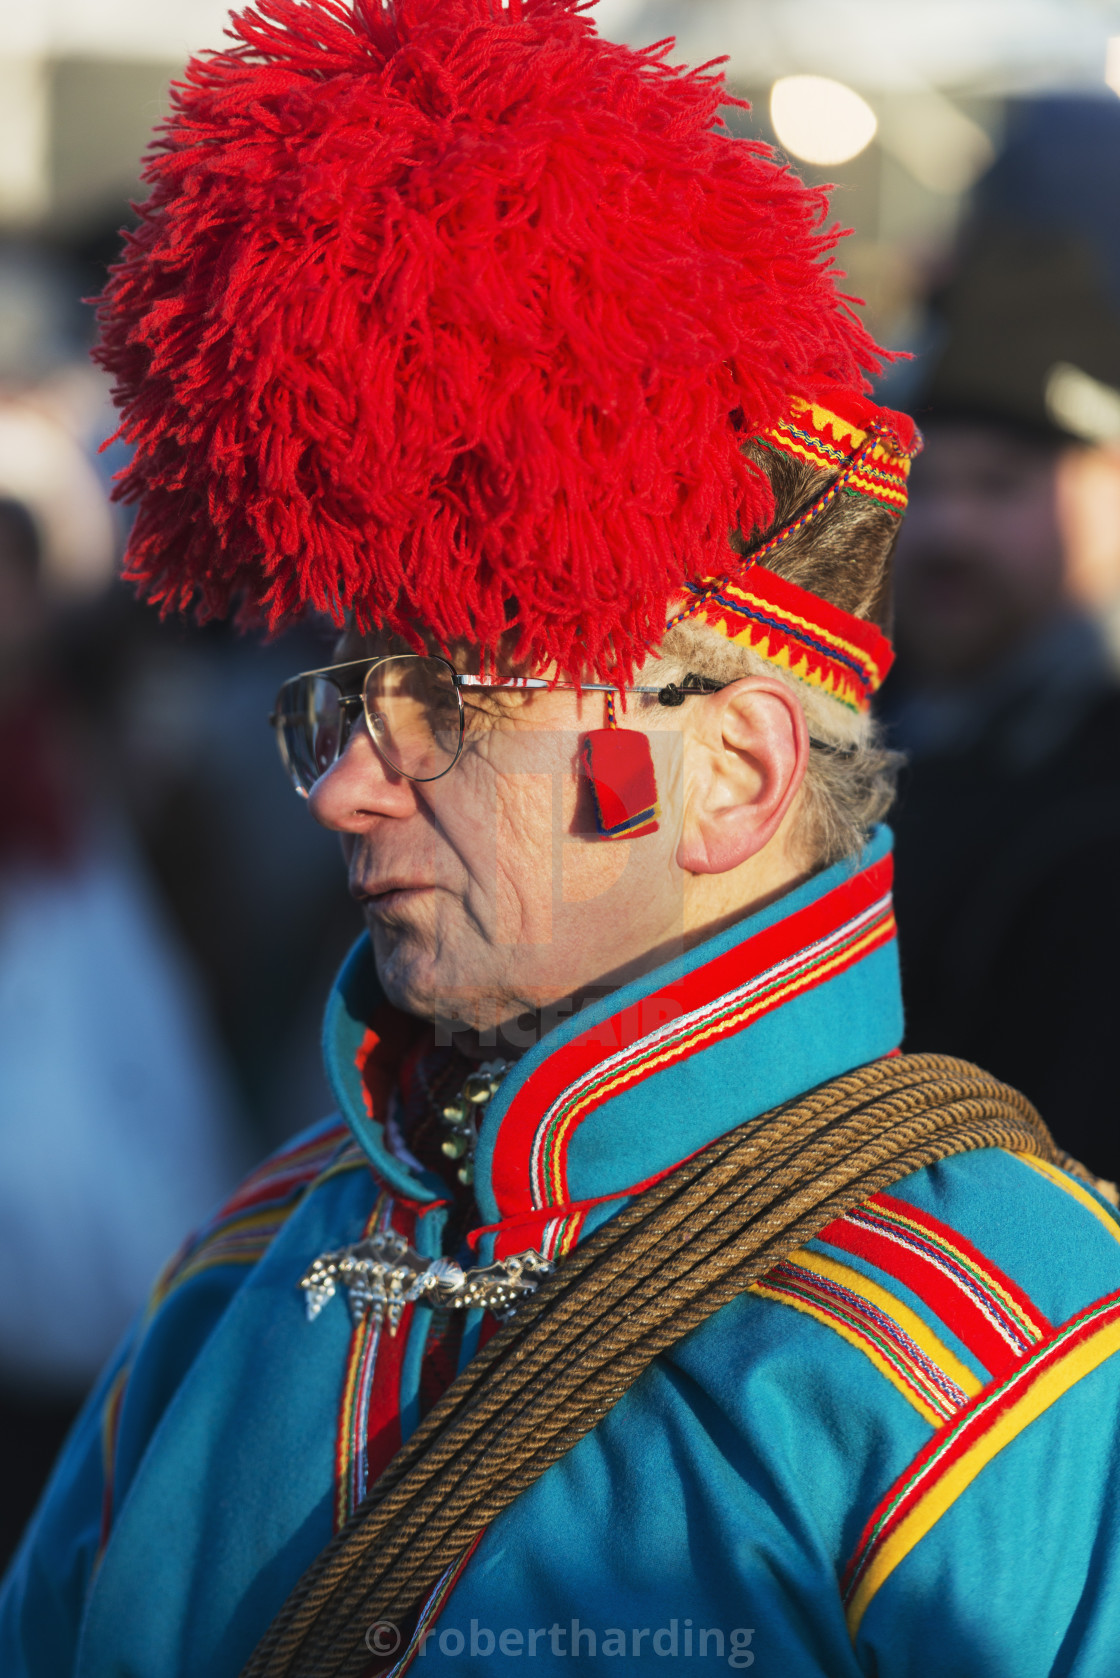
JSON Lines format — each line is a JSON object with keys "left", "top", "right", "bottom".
{"left": 299, "top": 1229, "right": 550, "bottom": 1335}
{"left": 439, "top": 1058, "right": 511, "bottom": 1186}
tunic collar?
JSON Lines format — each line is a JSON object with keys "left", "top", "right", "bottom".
{"left": 323, "top": 828, "right": 902, "bottom": 1260}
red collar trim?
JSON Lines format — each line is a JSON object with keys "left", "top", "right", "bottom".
{"left": 484, "top": 854, "right": 895, "bottom": 1244}
{"left": 466, "top": 1149, "right": 700, "bottom": 1256}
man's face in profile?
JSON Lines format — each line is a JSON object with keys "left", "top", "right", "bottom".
{"left": 305, "top": 635, "right": 690, "bottom": 1047}
{"left": 892, "top": 421, "right": 1068, "bottom": 684}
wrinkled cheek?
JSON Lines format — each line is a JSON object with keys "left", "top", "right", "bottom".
{"left": 561, "top": 837, "right": 632, "bottom": 904}
{"left": 494, "top": 771, "right": 555, "bottom": 946}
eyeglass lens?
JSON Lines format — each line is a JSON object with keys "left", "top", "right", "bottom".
{"left": 275, "top": 655, "right": 463, "bottom": 795}
{"left": 364, "top": 655, "right": 462, "bottom": 781}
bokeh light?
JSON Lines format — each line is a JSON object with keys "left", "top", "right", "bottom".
{"left": 770, "top": 75, "right": 878, "bottom": 167}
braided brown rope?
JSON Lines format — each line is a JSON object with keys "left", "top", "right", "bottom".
{"left": 242, "top": 1053, "right": 1056, "bottom": 1678}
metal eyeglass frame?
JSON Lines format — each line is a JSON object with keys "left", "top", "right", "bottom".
{"left": 270, "top": 652, "right": 724, "bottom": 791}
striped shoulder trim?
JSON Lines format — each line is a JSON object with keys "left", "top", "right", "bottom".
{"left": 151, "top": 1125, "right": 366, "bottom": 1307}
{"left": 214, "top": 1122, "right": 355, "bottom": 1219}
{"left": 818, "top": 1192, "right": 1050, "bottom": 1379}
{"left": 753, "top": 1248, "right": 981, "bottom": 1426}
{"left": 1015, "top": 1152, "right": 1120, "bottom": 1248}
{"left": 842, "top": 1287, "right": 1120, "bottom": 1637}
{"left": 98, "top": 1124, "right": 370, "bottom": 1557}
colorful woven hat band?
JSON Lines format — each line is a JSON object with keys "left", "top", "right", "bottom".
{"left": 668, "top": 387, "right": 922, "bottom": 714}
{"left": 758, "top": 388, "right": 919, "bottom": 522}
{"left": 674, "top": 567, "right": 895, "bottom": 715}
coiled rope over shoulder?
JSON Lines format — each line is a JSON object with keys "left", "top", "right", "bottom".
{"left": 242, "top": 1053, "right": 1058, "bottom": 1678}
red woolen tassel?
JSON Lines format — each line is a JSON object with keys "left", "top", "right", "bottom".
{"left": 581, "top": 729, "right": 660, "bottom": 840}
{"left": 91, "top": 0, "right": 888, "bottom": 682}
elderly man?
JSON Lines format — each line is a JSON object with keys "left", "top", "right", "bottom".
{"left": 5, "top": 4, "right": 1120, "bottom": 1676}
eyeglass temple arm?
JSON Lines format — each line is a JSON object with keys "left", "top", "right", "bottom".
{"left": 453, "top": 675, "right": 851, "bottom": 750}
{"left": 453, "top": 676, "right": 723, "bottom": 707}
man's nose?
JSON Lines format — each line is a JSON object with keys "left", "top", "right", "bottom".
{"left": 307, "top": 722, "right": 419, "bottom": 832}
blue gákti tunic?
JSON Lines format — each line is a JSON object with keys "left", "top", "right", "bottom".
{"left": 4, "top": 828, "right": 1120, "bottom": 1676}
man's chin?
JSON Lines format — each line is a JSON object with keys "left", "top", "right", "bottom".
{"left": 368, "top": 930, "right": 480, "bottom": 1031}
{"left": 369, "top": 931, "right": 437, "bottom": 1021}
{"left": 370, "top": 943, "right": 525, "bottom": 1042}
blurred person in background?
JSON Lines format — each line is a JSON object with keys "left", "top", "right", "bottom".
{"left": 0, "top": 483, "right": 248, "bottom": 1564}
{"left": 88, "top": 595, "right": 365, "bottom": 1147}
{"left": 886, "top": 98, "right": 1120, "bottom": 1184}
{"left": 0, "top": 237, "right": 359, "bottom": 1158}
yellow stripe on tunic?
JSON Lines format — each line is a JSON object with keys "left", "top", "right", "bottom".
{"left": 846, "top": 1305, "right": 1120, "bottom": 1636}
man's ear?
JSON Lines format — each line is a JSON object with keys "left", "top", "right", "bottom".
{"left": 676, "top": 678, "right": 809, "bottom": 875}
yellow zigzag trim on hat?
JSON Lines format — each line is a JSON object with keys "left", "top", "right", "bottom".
{"left": 686, "top": 567, "right": 895, "bottom": 713}
{"left": 717, "top": 575, "right": 892, "bottom": 681}
{"left": 760, "top": 396, "right": 914, "bottom": 514}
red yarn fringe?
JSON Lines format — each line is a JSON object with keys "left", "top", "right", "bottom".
{"left": 94, "top": 0, "right": 885, "bottom": 684}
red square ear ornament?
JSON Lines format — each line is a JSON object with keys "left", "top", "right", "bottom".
{"left": 581, "top": 729, "right": 660, "bottom": 840}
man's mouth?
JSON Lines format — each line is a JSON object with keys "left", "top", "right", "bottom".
{"left": 351, "top": 878, "right": 434, "bottom": 914}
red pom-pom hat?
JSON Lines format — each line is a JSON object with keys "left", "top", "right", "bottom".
{"left": 95, "top": 0, "right": 912, "bottom": 687}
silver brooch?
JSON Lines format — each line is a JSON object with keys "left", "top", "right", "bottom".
{"left": 299, "top": 1230, "right": 551, "bottom": 1335}
{"left": 439, "top": 1059, "right": 511, "bottom": 1186}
